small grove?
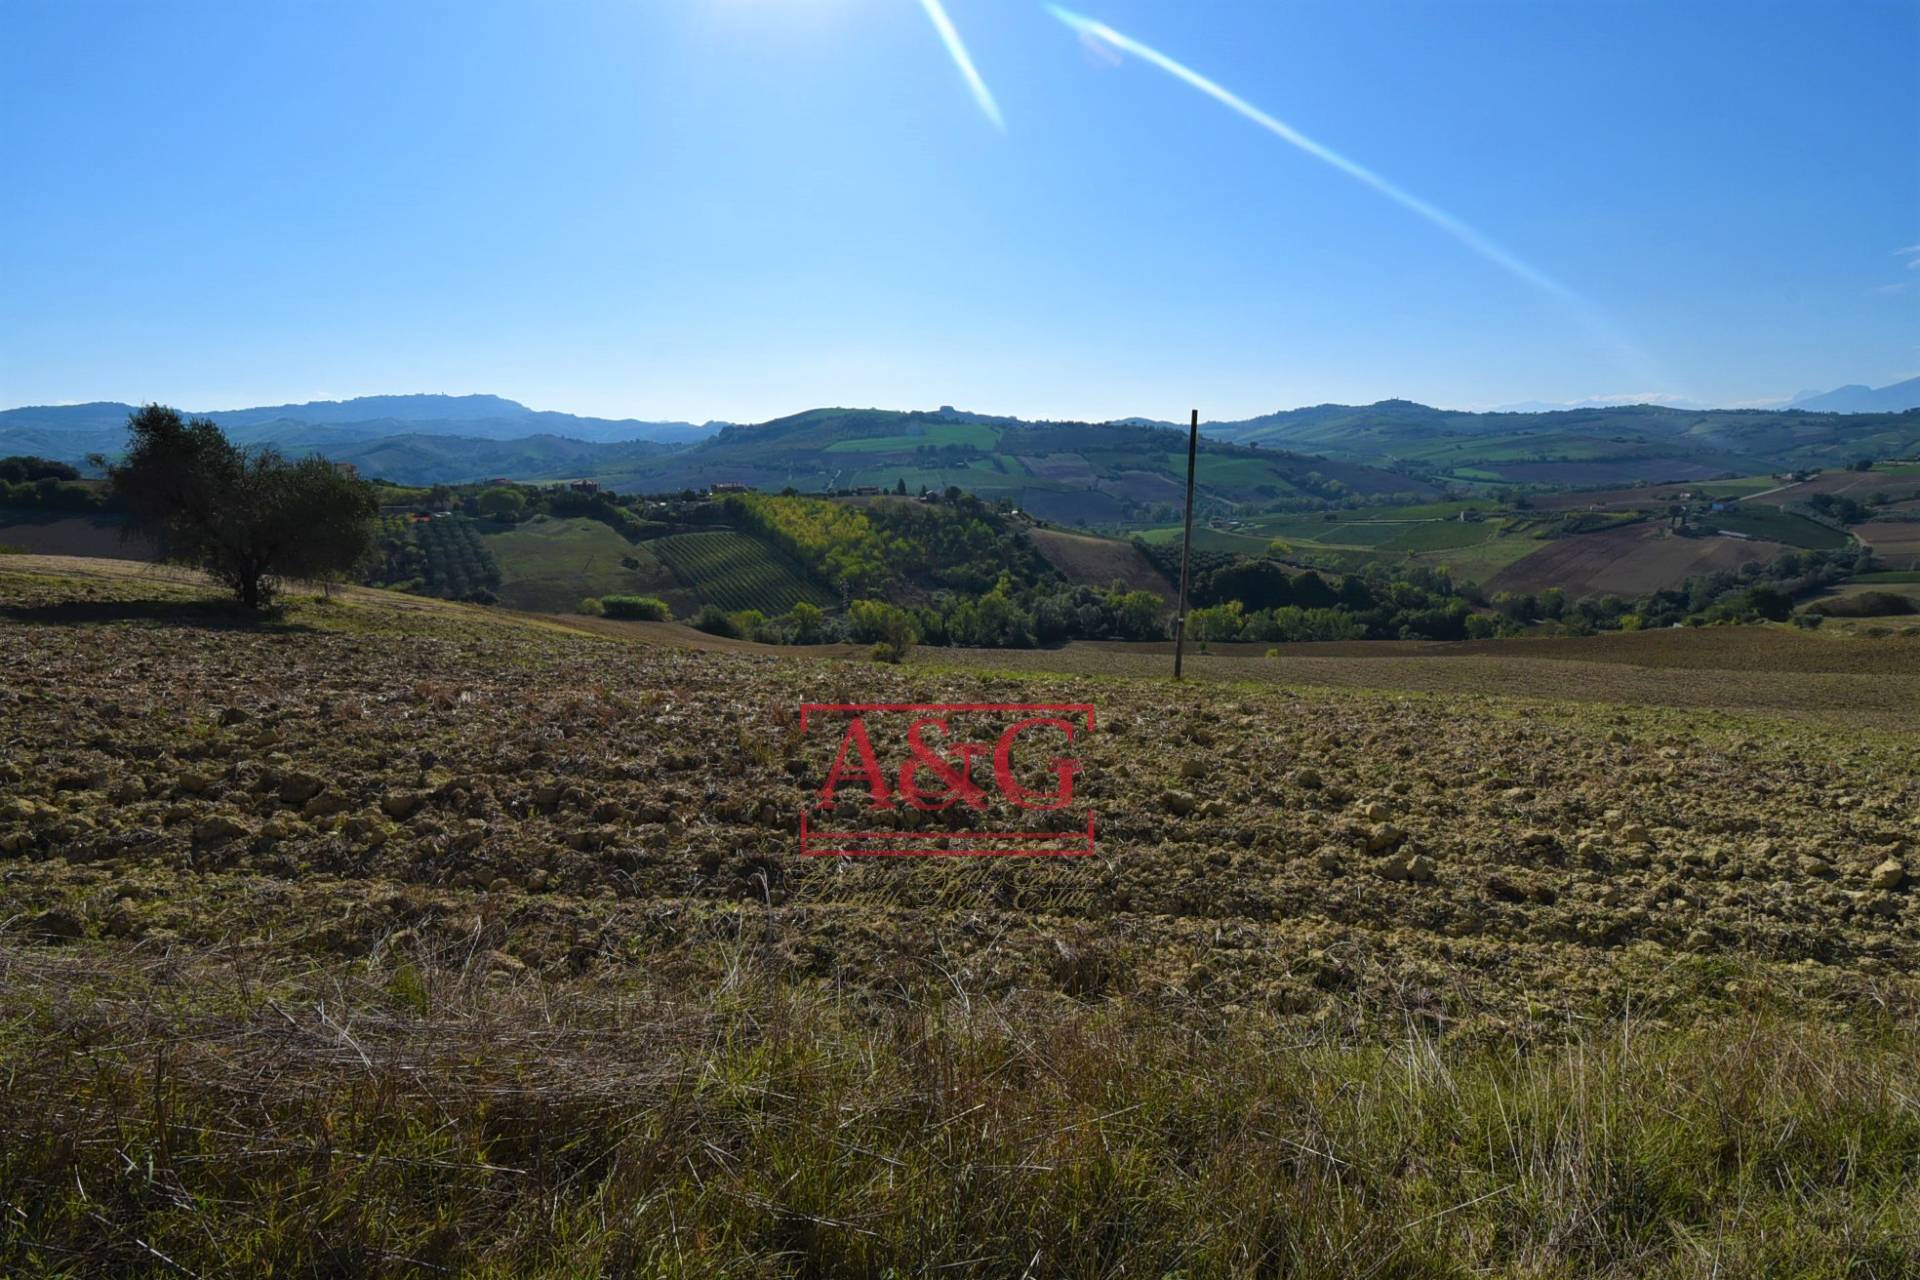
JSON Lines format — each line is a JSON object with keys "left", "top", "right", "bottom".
{"left": 0, "top": 455, "right": 106, "bottom": 512}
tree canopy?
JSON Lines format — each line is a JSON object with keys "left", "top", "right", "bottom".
{"left": 106, "top": 405, "right": 378, "bottom": 608}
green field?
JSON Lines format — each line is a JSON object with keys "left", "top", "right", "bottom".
{"left": 1137, "top": 524, "right": 1274, "bottom": 554}
{"left": 480, "top": 517, "right": 673, "bottom": 613}
{"left": 1854, "top": 570, "right": 1920, "bottom": 584}
{"left": 847, "top": 461, "right": 1025, "bottom": 494}
{"left": 650, "top": 530, "right": 834, "bottom": 614}
{"left": 824, "top": 424, "right": 1000, "bottom": 453}
{"left": 1164, "top": 452, "right": 1303, "bottom": 492}
{"left": 1392, "top": 430, "right": 1643, "bottom": 466}
{"left": 1707, "top": 506, "right": 1852, "bottom": 549}
{"left": 1415, "top": 535, "right": 1551, "bottom": 582}
{"left": 1137, "top": 515, "right": 1537, "bottom": 581}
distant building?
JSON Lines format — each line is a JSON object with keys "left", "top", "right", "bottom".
{"left": 851, "top": 486, "right": 882, "bottom": 496}
{"left": 568, "top": 479, "right": 601, "bottom": 495}
{"left": 711, "top": 482, "right": 753, "bottom": 494}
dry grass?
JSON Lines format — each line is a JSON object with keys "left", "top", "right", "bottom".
{"left": 4, "top": 938, "right": 1918, "bottom": 1277}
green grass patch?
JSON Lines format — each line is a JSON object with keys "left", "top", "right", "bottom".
{"left": 1710, "top": 507, "right": 1852, "bottom": 549}
{"left": 1138, "top": 525, "right": 1277, "bottom": 554}
{"left": 824, "top": 423, "right": 1000, "bottom": 453}
{"left": 1853, "top": 570, "right": 1920, "bottom": 584}
{"left": 481, "top": 517, "right": 674, "bottom": 612}
{"left": 1380, "top": 520, "right": 1504, "bottom": 552}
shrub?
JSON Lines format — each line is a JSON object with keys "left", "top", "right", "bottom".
{"left": 599, "top": 594, "right": 671, "bottom": 621}
{"left": 1185, "top": 601, "right": 1245, "bottom": 642}
{"left": 780, "top": 601, "right": 826, "bottom": 644}
{"left": 1741, "top": 585, "right": 1794, "bottom": 621}
{"left": 577, "top": 597, "right": 606, "bottom": 616}
{"left": 691, "top": 604, "right": 741, "bottom": 637}
{"left": 849, "top": 599, "right": 918, "bottom": 662}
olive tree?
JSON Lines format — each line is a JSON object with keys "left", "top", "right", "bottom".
{"left": 105, "top": 405, "right": 378, "bottom": 608}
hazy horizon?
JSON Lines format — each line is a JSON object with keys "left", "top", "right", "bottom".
{"left": 6, "top": 383, "right": 1899, "bottom": 426}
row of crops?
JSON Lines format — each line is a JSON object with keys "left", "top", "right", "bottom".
{"left": 650, "top": 531, "right": 834, "bottom": 614}
{"left": 369, "top": 515, "right": 503, "bottom": 601}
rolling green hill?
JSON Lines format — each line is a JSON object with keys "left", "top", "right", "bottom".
{"left": 567, "top": 409, "right": 1436, "bottom": 530}
{"left": 1207, "top": 400, "right": 1920, "bottom": 487}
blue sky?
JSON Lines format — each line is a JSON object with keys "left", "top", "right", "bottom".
{"left": 2, "top": 0, "right": 1914, "bottom": 422}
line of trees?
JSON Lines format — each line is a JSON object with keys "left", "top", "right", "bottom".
{"left": 688, "top": 580, "right": 1168, "bottom": 654}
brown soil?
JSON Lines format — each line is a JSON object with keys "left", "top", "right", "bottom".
{"left": 4, "top": 557, "right": 1917, "bottom": 1041}
{"left": 1028, "top": 527, "right": 1175, "bottom": 600}
{"left": 1485, "top": 524, "right": 1783, "bottom": 597}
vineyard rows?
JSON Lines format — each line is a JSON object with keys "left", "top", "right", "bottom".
{"left": 371, "top": 515, "right": 502, "bottom": 601}
{"left": 650, "top": 531, "right": 833, "bottom": 614}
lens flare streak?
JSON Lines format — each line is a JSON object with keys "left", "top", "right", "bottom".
{"left": 1047, "top": 5, "right": 1582, "bottom": 307}
{"left": 920, "top": 0, "right": 1004, "bottom": 130}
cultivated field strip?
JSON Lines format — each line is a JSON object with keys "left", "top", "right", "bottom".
{"left": 3, "top": 562, "right": 1917, "bottom": 1036}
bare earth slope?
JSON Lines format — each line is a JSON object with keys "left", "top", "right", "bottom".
{"left": 1027, "top": 526, "right": 1176, "bottom": 600}
{"left": 1485, "top": 523, "right": 1784, "bottom": 596}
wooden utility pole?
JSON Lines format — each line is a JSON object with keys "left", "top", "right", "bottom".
{"left": 1173, "top": 408, "right": 1198, "bottom": 680}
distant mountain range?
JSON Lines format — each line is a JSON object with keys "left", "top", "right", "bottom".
{"left": 4, "top": 391, "right": 1918, "bottom": 507}
{"left": 1785, "top": 377, "right": 1920, "bottom": 414}
{"left": 0, "top": 394, "right": 721, "bottom": 461}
